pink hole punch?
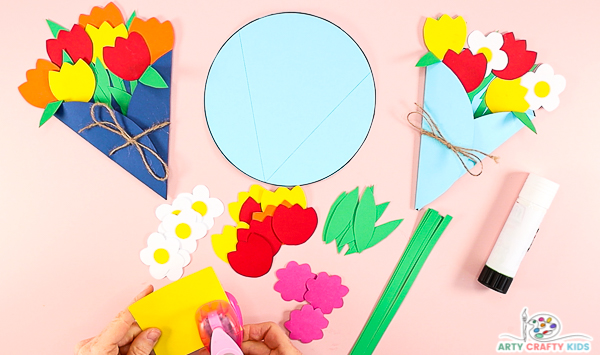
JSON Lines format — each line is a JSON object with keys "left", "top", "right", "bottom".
{"left": 196, "top": 292, "right": 244, "bottom": 355}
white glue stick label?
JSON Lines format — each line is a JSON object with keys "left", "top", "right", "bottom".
{"left": 485, "top": 198, "right": 547, "bottom": 277}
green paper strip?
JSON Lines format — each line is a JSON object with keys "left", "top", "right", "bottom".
{"left": 363, "top": 215, "right": 453, "bottom": 354}
{"left": 62, "top": 50, "right": 73, "bottom": 65}
{"left": 109, "top": 71, "right": 126, "bottom": 91}
{"left": 39, "top": 100, "right": 63, "bottom": 126}
{"left": 139, "top": 66, "right": 168, "bottom": 88}
{"left": 324, "top": 187, "right": 359, "bottom": 243}
{"left": 130, "top": 80, "right": 138, "bottom": 95}
{"left": 367, "top": 219, "right": 403, "bottom": 249}
{"left": 473, "top": 92, "right": 489, "bottom": 118}
{"left": 375, "top": 202, "right": 389, "bottom": 222}
{"left": 512, "top": 111, "right": 537, "bottom": 134}
{"left": 46, "top": 19, "right": 67, "bottom": 38}
{"left": 126, "top": 10, "right": 137, "bottom": 29}
{"left": 109, "top": 87, "right": 132, "bottom": 116}
{"left": 336, "top": 224, "right": 354, "bottom": 253}
{"left": 350, "top": 209, "right": 452, "bottom": 354}
{"left": 354, "top": 186, "right": 376, "bottom": 252}
{"left": 323, "top": 192, "right": 348, "bottom": 242}
{"left": 415, "top": 51, "right": 440, "bottom": 67}
{"left": 345, "top": 241, "right": 359, "bottom": 256}
{"left": 468, "top": 73, "right": 495, "bottom": 102}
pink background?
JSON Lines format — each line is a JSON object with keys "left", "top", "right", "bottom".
{"left": 1, "top": 0, "right": 599, "bottom": 354}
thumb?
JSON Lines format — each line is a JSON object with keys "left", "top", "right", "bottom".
{"left": 127, "top": 328, "right": 161, "bottom": 355}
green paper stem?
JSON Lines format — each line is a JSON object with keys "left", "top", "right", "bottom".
{"left": 468, "top": 73, "right": 495, "bottom": 102}
{"left": 350, "top": 209, "right": 452, "bottom": 354}
{"left": 336, "top": 224, "right": 354, "bottom": 253}
{"left": 126, "top": 10, "right": 137, "bottom": 29}
{"left": 46, "top": 19, "right": 67, "bottom": 38}
{"left": 416, "top": 51, "right": 440, "bottom": 67}
{"left": 473, "top": 93, "right": 489, "bottom": 118}
{"left": 62, "top": 50, "right": 73, "bottom": 65}
{"left": 39, "top": 100, "right": 63, "bottom": 126}
{"left": 139, "top": 66, "right": 168, "bottom": 88}
{"left": 513, "top": 111, "right": 537, "bottom": 133}
{"left": 109, "top": 87, "right": 132, "bottom": 116}
{"left": 109, "top": 71, "right": 126, "bottom": 91}
{"left": 130, "top": 80, "right": 138, "bottom": 95}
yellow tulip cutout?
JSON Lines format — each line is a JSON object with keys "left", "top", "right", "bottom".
{"left": 424, "top": 15, "right": 467, "bottom": 60}
{"left": 85, "top": 22, "right": 128, "bottom": 65}
{"left": 48, "top": 59, "right": 96, "bottom": 102}
{"left": 485, "top": 77, "right": 529, "bottom": 113}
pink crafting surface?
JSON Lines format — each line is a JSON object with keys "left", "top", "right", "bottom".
{"left": 1, "top": 1, "right": 599, "bottom": 354}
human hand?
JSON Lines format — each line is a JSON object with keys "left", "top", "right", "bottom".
{"left": 241, "top": 322, "right": 302, "bottom": 355}
{"left": 74, "top": 285, "right": 161, "bottom": 355}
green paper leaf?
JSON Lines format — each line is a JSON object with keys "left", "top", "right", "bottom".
{"left": 109, "top": 71, "right": 126, "bottom": 91}
{"left": 336, "top": 224, "right": 354, "bottom": 253}
{"left": 39, "top": 100, "right": 63, "bottom": 126}
{"left": 512, "top": 111, "right": 537, "bottom": 133}
{"left": 473, "top": 92, "right": 489, "bottom": 118}
{"left": 416, "top": 51, "right": 440, "bottom": 67}
{"left": 130, "top": 80, "right": 138, "bottom": 95}
{"left": 62, "top": 50, "right": 73, "bottom": 65}
{"left": 367, "top": 219, "right": 403, "bottom": 249}
{"left": 345, "top": 241, "right": 359, "bottom": 256}
{"left": 126, "top": 10, "right": 137, "bottom": 29}
{"left": 323, "top": 192, "right": 348, "bottom": 242}
{"left": 323, "top": 187, "right": 359, "bottom": 243}
{"left": 375, "top": 202, "right": 389, "bottom": 222}
{"left": 354, "top": 186, "right": 376, "bottom": 252}
{"left": 93, "top": 60, "right": 111, "bottom": 89}
{"left": 139, "top": 66, "right": 168, "bottom": 88}
{"left": 109, "top": 87, "right": 132, "bottom": 116}
{"left": 46, "top": 19, "right": 67, "bottom": 38}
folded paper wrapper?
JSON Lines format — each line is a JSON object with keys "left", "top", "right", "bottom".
{"left": 129, "top": 267, "right": 229, "bottom": 355}
{"left": 415, "top": 62, "right": 535, "bottom": 210}
{"left": 54, "top": 51, "right": 172, "bottom": 198}
{"left": 205, "top": 13, "right": 375, "bottom": 186}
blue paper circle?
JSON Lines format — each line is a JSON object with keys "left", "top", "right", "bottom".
{"left": 205, "top": 13, "right": 375, "bottom": 186}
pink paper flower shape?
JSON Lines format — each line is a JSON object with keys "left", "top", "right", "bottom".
{"left": 304, "top": 272, "right": 349, "bottom": 314}
{"left": 284, "top": 304, "right": 329, "bottom": 343}
{"left": 274, "top": 261, "right": 316, "bottom": 302}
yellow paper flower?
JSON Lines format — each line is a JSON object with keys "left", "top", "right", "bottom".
{"left": 48, "top": 59, "right": 96, "bottom": 102}
{"left": 424, "top": 14, "right": 467, "bottom": 60}
{"left": 85, "top": 22, "right": 128, "bottom": 65}
{"left": 485, "top": 77, "right": 529, "bottom": 113}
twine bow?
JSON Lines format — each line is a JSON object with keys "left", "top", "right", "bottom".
{"left": 79, "top": 103, "right": 170, "bottom": 181}
{"left": 407, "top": 103, "right": 499, "bottom": 176}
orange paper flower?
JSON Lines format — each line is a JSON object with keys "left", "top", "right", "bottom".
{"left": 18, "top": 59, "right": 58, "bottom": 108}
{"left": 78, "top": 2, "right": 124, "bottom": 28}
{"left": 129, "top": 17, "right": 174, "bottom": 64}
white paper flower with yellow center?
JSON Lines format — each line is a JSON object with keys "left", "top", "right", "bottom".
{"left": 159, "top": 210, "right": 207, "bottom": 253}
{"left": 155, "top": 185, "right": 224, "bottom": 229}
{"left": 140, "top": 233, "right": 191, "bottom": 280}
{"left": 467, "top": 30, "right": 508, "bottom": 76}
{"left": 520, "top": 64, "right": 566, "bottom": 111}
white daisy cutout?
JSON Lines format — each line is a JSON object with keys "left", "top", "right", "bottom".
{"left": 155, "top": 194, "right": 193, "bottom": 221}
{"left": 140, "top": 233, "right": 191, "bottom": 280}
{"left": 175, "top": 185, "right": 225, "bottom": 229}
{"left": 159, "top": 210, "right": 208, "bottom": 253}
{"left": 467, "top": 30, "right": 508, "bottom": 76}
{"left": 520, "top": 64, "right": 566, "bottom": 112}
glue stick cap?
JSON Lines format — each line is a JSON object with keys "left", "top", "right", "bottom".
{"left": 519, "top": 174, "right": 560, "bottom": 209}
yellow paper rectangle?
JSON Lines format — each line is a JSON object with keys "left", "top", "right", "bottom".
{"left": 129, "top": 267, "right": 228, "bottom": 355}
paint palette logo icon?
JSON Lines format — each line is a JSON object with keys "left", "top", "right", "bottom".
{"left": 528, "top": 313, "right": 561, "bottom": 341}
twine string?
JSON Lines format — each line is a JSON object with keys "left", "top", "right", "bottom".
{"left": 79, "top": 103, "right": 170, "bottom": 181}
{"left": 407, "top": 103, "right": 499, "bottom": 177}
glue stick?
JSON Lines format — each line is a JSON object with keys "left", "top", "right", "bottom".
{"left": 478, "top": 173, "right": 559, "bottom": 294}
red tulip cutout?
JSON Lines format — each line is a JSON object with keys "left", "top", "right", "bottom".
{"left": 249, "top": 216, "right": 282, "bottom": 255}
{"left": 228, "top": 233, "right": 274, "bottom": 278}
{"left": 46, "top": 25, "right": 93, "bottom": 66}
{"left": 239, "top": 197, "right": 262, "bottom": 224}
{"left": 104, "top": 32, "right": 151, "bottom": 80}
{"left": 492, "top": 32, "right": 537, "bottom": 80}
{"left": 272, "top": 204, "right": 318, "bottom": 245}
{"left": 443, "top": 49, "right": 487, "bottom": 93}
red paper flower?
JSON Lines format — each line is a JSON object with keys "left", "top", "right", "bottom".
{"left": 228, "top": 233, "right": 274, "bottom": 278}
{"left": 272, "top": 204, "right": 318, "bottom": 245}
{"left": 442, "top": 49, "right": 487, "bottom": 93}
{"left": 103, "top": 32, "right": 150, "bottom": 80}
{"left": 46, "top": 25, "right": 93, "bottom": 67}
{"left": 492, "top": 32, "right": 537, "bottom": 80}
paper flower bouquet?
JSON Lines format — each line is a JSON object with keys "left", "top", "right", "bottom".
{"left": 413, "top": 15, "right": 565, "bottom": 209}
{"left": 19, "top": 3, "right": 173, "bottom": 198}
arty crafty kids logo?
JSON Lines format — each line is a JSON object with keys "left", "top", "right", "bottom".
{"left": 497, "top": 308, "right": 592, "bottom": 353}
